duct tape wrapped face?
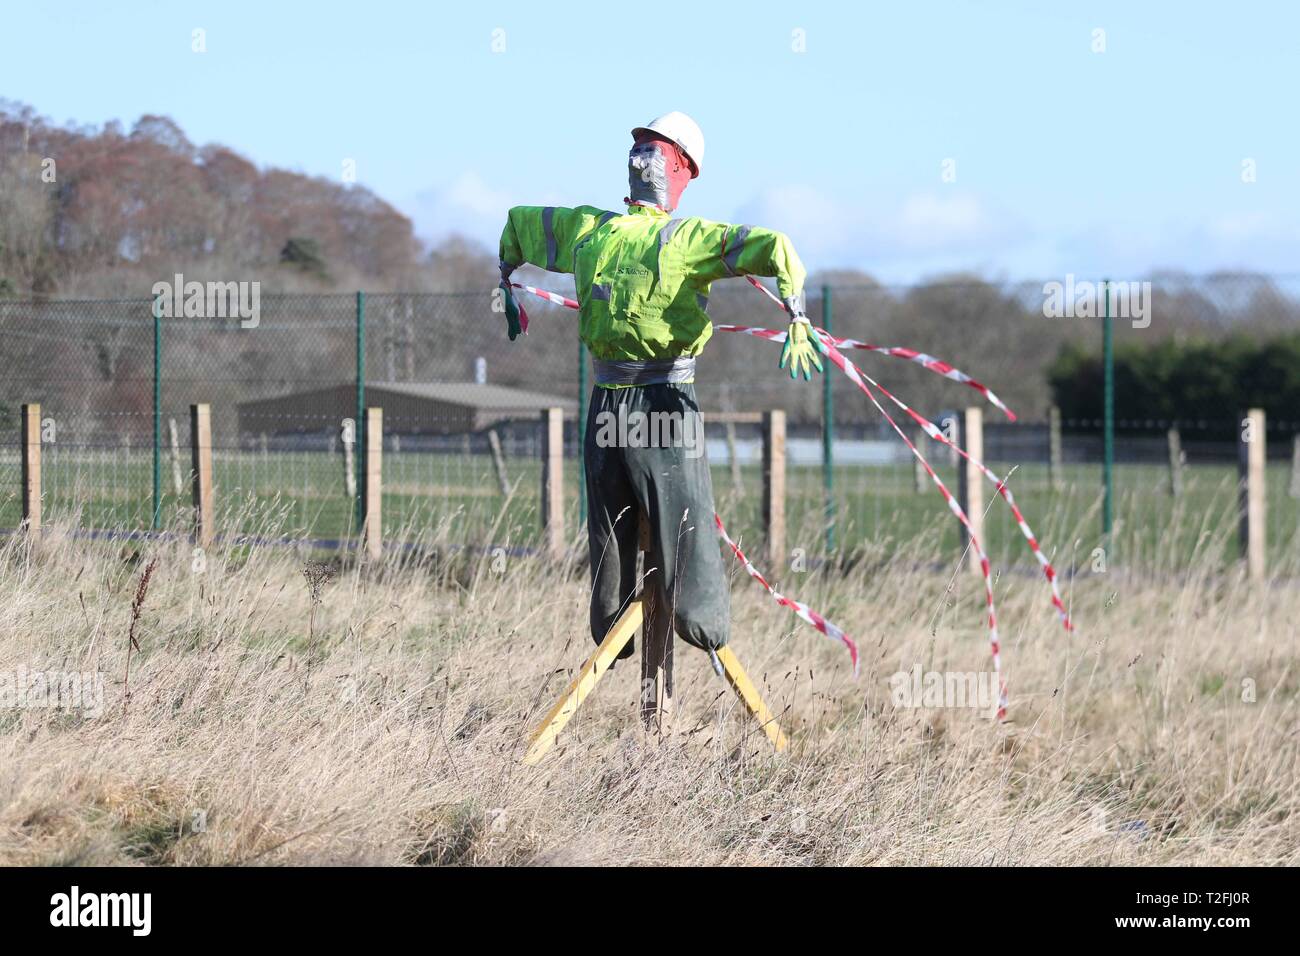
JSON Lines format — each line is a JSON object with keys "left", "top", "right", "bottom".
{"left": 627, "top": 135, "right": 693, "bottom": 212}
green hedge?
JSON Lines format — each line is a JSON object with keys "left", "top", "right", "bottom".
{"left": 1048, "top": 332, "right": 1300, "bottom": 434}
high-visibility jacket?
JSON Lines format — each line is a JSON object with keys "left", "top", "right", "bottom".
{"left": 499, "top": 204, "right": 806, "bottom": 363}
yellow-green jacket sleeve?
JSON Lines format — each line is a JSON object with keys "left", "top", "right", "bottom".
{"left": 681, "top": 220, "right": 808, "bottom": 310}
{"left": 499, "top": 205, "right": 615, "bottom": 275}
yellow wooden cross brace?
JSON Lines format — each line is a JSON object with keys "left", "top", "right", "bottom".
{"left": 522, "top": 612, "right": 787, "bottom": 764}
{"left": 716, "top": 645, "right": 788, "bottom": 752}
{"left": 523, "top": 599, "right": 643, "bottom": 766}
{"left": 523, "top": 510, "right": 786, "bottom": 765}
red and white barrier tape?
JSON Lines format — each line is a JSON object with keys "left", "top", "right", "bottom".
{"left": 509, "top": 275, "right": 1078, "bottom": 718}
{"left": 515, "top": 278, "right": 1013, "bottom": 418}
{"left": 810, "top": 331, "right": 1008, "bottom": 717}
{"left": 728, "top": 276, "right": 1016, "bottom": 420}
{"left": 719, "top": 320, "right": 1015, "bottom": 419}
{"left": 828, "top": 337, "right": 1016, "bottom": 421}
{"left": 712, "top": 277, "right": 1067, "bottom": 635}
{"left": 826, "top": 345, "right": 1073, "bottom": 633}
{"left": 714, "top": 514, "right": 860, "bottom": 675}
{"left": 716, "top": 310, "right": 1071, "bottom": 635}
{"left": 510, "top": 282, "right": 577, "bottom": 311}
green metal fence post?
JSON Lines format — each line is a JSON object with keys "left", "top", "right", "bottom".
{"left": 1102, "top": 278, "right": 1114, "bottom": 543}
{"left": 152, "top": 294, "right": 162, "bottom": 531}
{"left": 578, "top": 338, "right": 588, "bottom": 524}
{"left": 821, "top": 284, "right": 834, "bottom": 554}
{"left": 355, "top": 290, "right": 366, "bottom": 531}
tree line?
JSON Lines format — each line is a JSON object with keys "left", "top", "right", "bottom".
{"left": 1, "top": 99, "right": 1297, "bottom": 428}
{"left": 0, "top": 100, "right": 494, "bottom": 297}
{"left": 1048, "top": 332, "right": 1300, "bottom": 434}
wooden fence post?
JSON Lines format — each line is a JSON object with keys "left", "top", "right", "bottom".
{"left": 1048, "top": 405, "right": 1063, "bottom": 492}
{"left": 942, "top": 414, "right": 959, "bottom": 468}
{"left": 762, "top": 409, "right": 786, "bottom": 568}
{"left": 341, "top": 418, "right": 357, "bottom": 500}
{"left": 190, "top": 403, "right": 214, "bottom": 548}
{"left": 639, "top": 512, "right": 673, "bottom": 732}
{"left": 541, "top": 407, "right": 565, "bottom": 558}
{"left": 363, "top": 406, "right": 383, "bottom": 560}
{"left": 168, "top": 417, "right": 184, "bottom": 496}
{"left": 21, "top": 403, "right": 41, "bottom": 538}
{"left": 913, "top": 424, "right": 927, "bottom": 493}
{"left": 726, "top": 420, "right": 743, "bottom": 493}
{"left": 487, "top": 428, "right": 510, "bottom": 497}
{"left": 1166, "top": 426, "right": 1184, "bottom": 498}
{"left": 1289, "top": 434, "right": 1300, "bottom": 500}
{"left": 958, "top": 407, "right": 984, "bottom": 575}
{"left": 1238, "top": 408, "right": 1266, "bottom": 581}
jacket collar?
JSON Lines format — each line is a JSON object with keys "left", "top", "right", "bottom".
{"left": 624, "top": 201, "right": 670, "bottom": 218}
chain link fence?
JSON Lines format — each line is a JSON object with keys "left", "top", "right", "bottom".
{"left": 2, "top": 276, "right": 1297, "bottom": 573}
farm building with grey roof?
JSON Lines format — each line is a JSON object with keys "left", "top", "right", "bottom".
{"left": 236, "top": 382, "right": 577, "bottom": 436}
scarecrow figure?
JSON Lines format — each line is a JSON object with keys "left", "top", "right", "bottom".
{"left": 498, "top": 111, "right": 822, "bottom": 664}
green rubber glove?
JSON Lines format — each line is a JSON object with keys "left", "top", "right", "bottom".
{"left": 500, "top": 281, "right": 522, "bottom": 341}
{"left": 779, "top": 320, "right": 824, "bottom": 381}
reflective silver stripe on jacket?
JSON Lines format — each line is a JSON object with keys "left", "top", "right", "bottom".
{"left": 657, "top": 218, "right": 685, "bottom": 278}
{"left": 721, "top": 224, "right": 751, "bottom": 275}
{"left": 658, "top": 218, "right": 685, "bottom": 249}
{"left": 593, "top": 356, "right": 696, "bottom": 386}
{"left": 542, "top": 206, "right": 557, "bottom": 270}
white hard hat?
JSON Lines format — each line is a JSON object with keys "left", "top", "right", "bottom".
{"left": 631, "top": 111, "right": 704, "bottom": 178}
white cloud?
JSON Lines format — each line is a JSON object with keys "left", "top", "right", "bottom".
{"left": 443, "top": 170, "right": 513, "bottom": 219}
{"left": 733, "top": 184, "right": 850, "bottom": 246}
{"left": 896, "top": 194, "right": 989, "bottom": 247}
{"left": 401, "top": 171, "right": 509, "bottom": 248}
{"left": 1205, "top": 211, "right": 1298, "bottom": 244}
{"left": 1056, "top": 213, "right": 1300, "bottom": 279}
{"left": 734, "top": 186, "right": 1027, "bottom": 278}
{"left": 402, "top": 172, "right": 1023, "bottom": 279}
{"left": 400, "top": 172, "right": 565, "bottom": 251}
{"left": 397, "top": 173, "right": 1300, "bottom": 283}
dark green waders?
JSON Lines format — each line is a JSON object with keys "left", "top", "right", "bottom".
{"left": 583, "top": 383, "right": 731, "bottom": 662}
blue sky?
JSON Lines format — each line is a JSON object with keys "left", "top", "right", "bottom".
{"left": 3, "top": 0, "right": 1297, "bottom": 282}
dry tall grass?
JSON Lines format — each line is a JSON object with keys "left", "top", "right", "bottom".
{"left": 0, "top": 513, "right": 1295, "bottom": 866}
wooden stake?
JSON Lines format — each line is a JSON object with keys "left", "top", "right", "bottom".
{"left": 716, "top": 646, "right": 788, "bottom": 751}
{"left": 763, "top": 409, "right": 786, "bottom": 567}
{"left": 523, "top": 599, "right": 644, "bottom": 766}
{"left": 168, "top": 417, "right": 184, "bottom": 496}
{"left": 1238, "top": 408, "right": 1266, "bottom": 581}
{"left": 21, "top": 403, "right": 40, "bottom": 538}
{"left": 341, "top": 419, "right": 356, "bottom": 499}
{"left": 913, "top": 424, "right": 927, "bottom": 493}
{"left": 363, "top": 406, "right": 383, "bottom": 561}
{"left": 1289, "top": 434, "right": 1299, "bottom": 500}
{"left": 190, "top": 403, "right": 214, "bottom": 548}
{"left": 1048, "top": 405, "right": 1063, "bottom": 492}
{"left": 958, "top": 407, "right": 984, "bottom": 575}
{"left": 639, "top": 512, "right": 673, "bottom": 732}
{"left": 726, "top": 420, "right": 742, "bottom": 493}
{"left": 541, "top": 407, "right": 565, "bottom": 558}
{"left": 487, "top": 428, "right": 510, "bottom": 497}
{"left": 1166, "top": 427, "right": 1184, "bottom": 498}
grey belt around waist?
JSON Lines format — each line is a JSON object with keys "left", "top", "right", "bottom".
{"left": 592, "top": 356, "right": 696, "bottom": 386}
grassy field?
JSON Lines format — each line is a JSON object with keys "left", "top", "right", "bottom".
{"left": 0, "top": 507, "right": 1295, "bottom": 865}
{"left": 1, "top": 448, "right": 1296, "bottom": 575}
